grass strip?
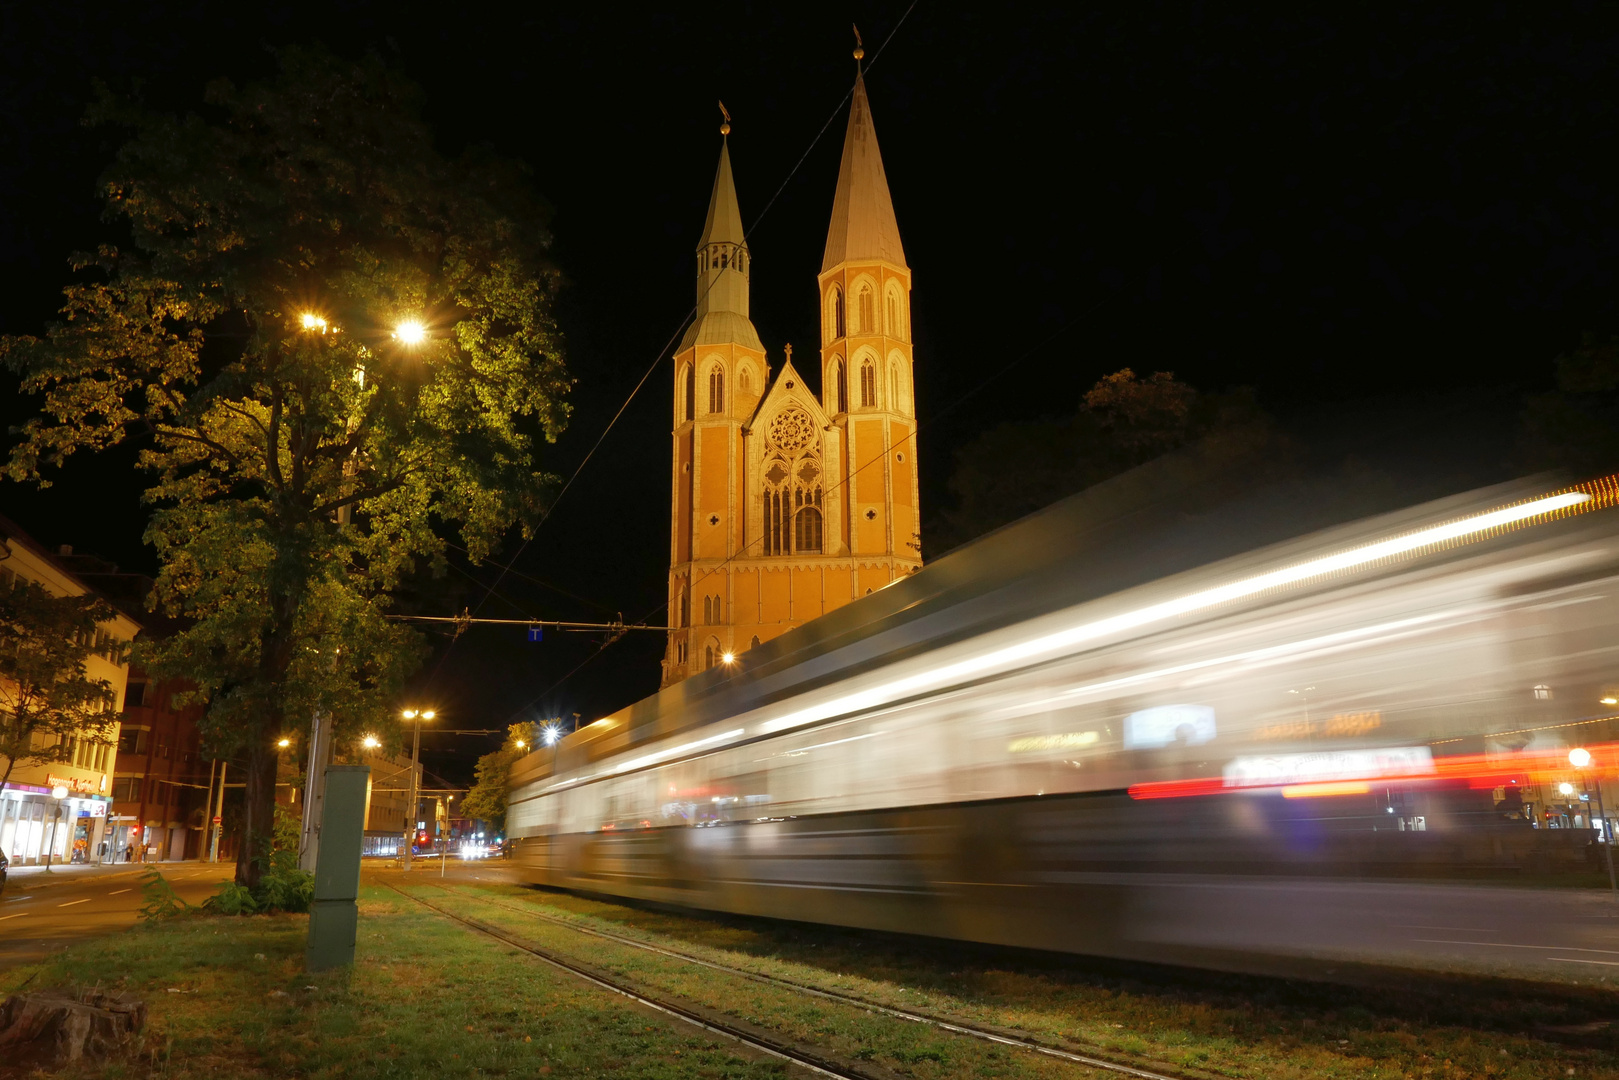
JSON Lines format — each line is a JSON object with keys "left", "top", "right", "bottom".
{"left": 423, "top": 878, "right": 1619, "bottom": 1080}
{"left": 0, "top": 885, "right": 813, "bottom": 1079}
{"left": 400, "top": 881, "right": 1132, "bottom": 1080}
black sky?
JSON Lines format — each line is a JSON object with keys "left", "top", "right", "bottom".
{"left": 3, "top": 3, "right": 1617, "bottom": 784}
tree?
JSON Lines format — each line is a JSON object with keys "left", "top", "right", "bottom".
{"left": 0, "top": 581, "right": 119, "bottom": 792}
{"left": 1518, "top": 334, "right": 1619, "bottom": 477}
{"left": 460, "top": 722, "right": 536, "bottom": 836}
{"left": 933, "top": 369, "right": 1280, "bottom": 552}
{"left": 1, "top": 49, "right": 571, "bottom": 887}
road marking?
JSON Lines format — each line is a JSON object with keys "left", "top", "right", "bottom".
{"left": 0, "top": 913, "right": 27, "bottom": 921}
{"left": 1415, "top": 939, "right": 1619, "bottom": 955}
{"left": 107, "top": 888, "right": 131, "bottom": 896}
{"left": 1550, "top": 957, "right": 1619, "bottom": 967}
{"left": 57, "top": 899, "right": 90, "bottom": 908}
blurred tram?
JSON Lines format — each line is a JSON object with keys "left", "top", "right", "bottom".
{"left": 509, "top": 469, "right": 1619, "bottom": 975}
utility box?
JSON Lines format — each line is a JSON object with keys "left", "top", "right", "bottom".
{"left": 306, "top": 764, "right": 369, "bottom": 972}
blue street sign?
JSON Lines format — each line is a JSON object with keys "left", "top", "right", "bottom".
{"left": 527, "top": 626, "right": 544, "bottom": 642}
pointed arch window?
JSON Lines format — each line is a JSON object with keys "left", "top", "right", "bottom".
{"left": 708, "top": 365, "right": 725, "bottom": 414}
{"left": 834, "top": 359, "right": 847, "bottom": 414}
{"left": 739, "top": 366, "right": 751, "bottom": 394}
{"left": 833, "top": 288, "right": 845, "bottom": 339}
{"left": 678, "top": 586, "right": 690, "bottom": 628}
{"left": 860, "top": 362, "right": 876, "bottom": 408}
{"left": 683, "top": 364, "right": 695, "bottom": 422}
{"left": 858, "top": 286, "right": 874, "bottom": 333}
{"left": 890, "top": 363, "right": 900, "bottom": 410}
{"left": 794, "top": 504, "right": 823, "bottom": 554}
{"left": 886, "top": 291, "right": 899, "bottom": 336}
{"left": 704, "top": 643, "right": 715, "bottom": 670}
{"left": 750, "top": 635, "right": 761, "bottom": 649}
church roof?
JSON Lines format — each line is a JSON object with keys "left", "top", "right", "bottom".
{"left": 821, "top": 73, "right": 906, "bottom": 272}
{"left": 699, "top": 139, "right": 747, "bottom": 248}
{"left": 678, "top": 310, "right": 763, "bottom": 353}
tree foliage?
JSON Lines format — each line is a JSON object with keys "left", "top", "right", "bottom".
{"left": 0, "top": 580, "right": 119, "bottom": 792}
{"left": 933, "top": 369, "right": 1283, "bottom": 552}
{"left": 460, "top": 722, "right": 535, "bottom": 835}
{"left": 1, "top": 48, "right": 571, "bottom": 886}
{"left": 1519, "top": 334, "right": 1619, "bottom": 478}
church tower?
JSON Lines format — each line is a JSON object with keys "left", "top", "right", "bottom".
{"left": 664, "top": 69, "right": 921, "bottom": 688}
{"left": 818, "top": 68, "right": 921, "bottom": 574}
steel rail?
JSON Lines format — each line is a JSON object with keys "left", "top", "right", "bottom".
{"left": 423, "top": 882, "right": 1194, "bottom": 1080}
{"left": 380, "top": 881, "right": 869, "bottom": 1080}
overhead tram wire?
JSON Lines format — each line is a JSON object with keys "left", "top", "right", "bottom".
{"left": 419, "top": 7, "right": 923, "bottom": 695}
{"left": 487, "top": 279, "right": 1132, "bottom": 729}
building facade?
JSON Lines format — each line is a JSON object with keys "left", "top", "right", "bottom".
{"left": 108, "top": 671, "right": 216, "bottom": 862}
{"left": 0, "top": 518, "right": 141, "bottom": 866}
{"left": 664, "top": 72, "right": 921, "bottom": 685}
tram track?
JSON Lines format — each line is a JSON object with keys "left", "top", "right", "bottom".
{"left": 381, "top": 880, "right": 876, "bottom": 1080}
{"left": 406, "top": 879, "right": 1196, "bottom": 1080}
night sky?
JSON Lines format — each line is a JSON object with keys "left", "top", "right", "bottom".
{"left": 3, "top": 4, "right": 1617, "bottom": 785}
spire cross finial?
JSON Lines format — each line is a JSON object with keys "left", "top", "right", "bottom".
{"left": 718, "top": 100, "right": 732, "bottom": 137}
{"left": 852, "top": 24, "right": 864, "bottom": 67}
{"left": 784, "top": 343, "right": 793, "bottom": 365}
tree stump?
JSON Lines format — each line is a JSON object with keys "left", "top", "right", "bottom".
{"left": 0, "top": 989, "right": 146, "bottom": 1070}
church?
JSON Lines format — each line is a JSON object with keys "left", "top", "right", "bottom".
{"left": 663, "top": 66, "right": 921, "bottom": 687}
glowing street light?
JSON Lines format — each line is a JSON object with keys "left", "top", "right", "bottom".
{"left": 277, "top": 737, "right": 291, "bottom": 749}
{"left": 1560, "top": 782, "right": 1577, "bottom": 796}
{"left": 400, "top": 707, "right": 436, "bottom": 871}
{"left": 393, "top": 320, "right": 427, "bottom": 345}
{"left": 542, "top": 723, "right": 562, "bottom": 746}
{"left": 1570, "top": 747, "right": 1616, "bottom": 892}
{"left": 300, "top": 312, "right": 329, "bottom": 332}
{"left": 722, "top": 651, "right": 736, "bottom": 665}
{"left": 362, "top": 735, "right": 380, "bottom": 750}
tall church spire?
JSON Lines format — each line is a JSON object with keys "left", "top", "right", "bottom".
{"left": 699, "top": 139, "right": 746, "bottom": 250}
{"left": 821, "top": 72, "right": 907, "bottom": 272}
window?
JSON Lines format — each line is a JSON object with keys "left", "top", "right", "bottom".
{"left": 739, "top": 367, "right": 751, "bottom": 394}
{"left": 858, "top": 286, "right": 874, "bottom": 333}
{"left": 891, "top": 365, "right": 899, "bottom": 407}
{"left": 709, "top": 366, "right": 725, "bottom": 414}
{"left": 834, "top": 360, "right": 847, "bottom": 414}
{"left": 794, "top": 506, "right": 823, "bottom": 553}
{"left": 832, "top": 288, "right": 845, "bottom": 339}
{"left": 704, "top": 644, "right": 715, "bottom": 670}
{"left": 111, "top": 775, "right": 141, "bottom": 803}
{"left": 860, "top": 362, "right": 876, "bottom": 408}
{"left": 750, "top": 635, "right": 761, "bottom": 649}
{"left": 683, "top": 364, "right": 695, "bottom": 422}
{"left": 887, "top": 291, "right": 901, "bottom": 337}
{"left": 678, "top": 588, "right": 690, "bottom": 629}
{"left": 118, "top": 727, "right": 145, "bottom": 754}
{"left": 125, "top": 681, "right": 147, "bottom": 708}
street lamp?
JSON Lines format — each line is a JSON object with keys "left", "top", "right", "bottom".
{"left": 722, "top": 651, "right": 736, "bottom": 665}
{"left": 393, "top": 320, "right": 427, "bottom": 345}
{"left": 1570, "top": 747, "right": 1616, "bottom": 893}
{"left": 277, "top": 737, "right": 291, "bottom": 749}
{"left": 400, "top": 708, "right": 435, "bottom": 870}
{"left": 362, "top": 735, "right": 380, "bottom": 750}
{"left": 300, "top": 312, "right": 329, "bottom": 332}
{"left": 44, "top": 785, "right": 69, "bottom": 871}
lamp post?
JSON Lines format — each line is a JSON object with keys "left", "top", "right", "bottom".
{"left": 400, "top": 708, "right": 435, "bottom": 870}
{"left": 43, "top": 785, "right": 69, "bottom": 871}
{"left": 1571, "top": 747, "right": 1616, "bottom": 894}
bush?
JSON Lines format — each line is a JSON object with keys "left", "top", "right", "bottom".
{"left": 202, "top": 882, "right": 260, "bottom": 915}
{"left": 137, "top": 869, "right": 188, "bottom": 921}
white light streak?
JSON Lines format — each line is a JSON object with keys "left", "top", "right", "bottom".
{"left": 756, "top": 492, "right": 1590, "bottom": 737}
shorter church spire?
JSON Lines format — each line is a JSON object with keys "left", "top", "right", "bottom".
{"left": 681, "top": 117, "right": 761, "bottom": 352}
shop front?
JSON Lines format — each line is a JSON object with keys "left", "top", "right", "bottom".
{"left": 0, "top": 783, "right": 111, "bottom": 866}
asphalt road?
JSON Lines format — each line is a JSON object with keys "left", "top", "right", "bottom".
{"left": 0, "top": 863, "right": 235, "bottom": 970}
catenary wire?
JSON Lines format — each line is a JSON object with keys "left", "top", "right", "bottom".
{"left": 421, "top": 8, "right": 923, "bottom": 694}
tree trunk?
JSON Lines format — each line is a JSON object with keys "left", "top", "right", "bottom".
{"left": 234, "top": 737, "right": 280, "bottom": 889}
